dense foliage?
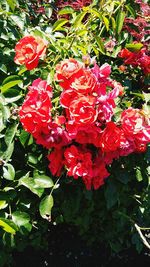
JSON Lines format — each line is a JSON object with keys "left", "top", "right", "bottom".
{"left": 0, "top": 0, "right": 149, "bottom": 265}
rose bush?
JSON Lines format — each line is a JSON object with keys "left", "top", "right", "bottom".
{"left": 0, "top": 0, "right": 150, "bottom": 265}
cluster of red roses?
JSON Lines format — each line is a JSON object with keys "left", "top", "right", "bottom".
{"left": 119, "top": 47, "right": 150, "bottom": 75}
{"left": 19, "top": 56, "right": 150, "bottom": 190}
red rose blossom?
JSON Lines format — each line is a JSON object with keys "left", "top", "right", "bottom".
{"left": 19, "top": 78, "right": 52, "bottom": 135}
{"left": 14, "top": 36, "right": 47, "bottom": 70}
{"left": 55, "top": 58, "right": 84, "bottom": 90}
{"left": 100, "top": 122, "right": 122, "bottom": 152}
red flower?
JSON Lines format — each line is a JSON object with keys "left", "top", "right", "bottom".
{"left": 100, "top": 122, "right": 122, "bottom": 152}
{"left": 35, "top": 122, "right": 71, "bottom": 149}
{"left": 121, "top": 108, "right": 150, "bottom": 144}
{"left": 48, "top": 148, "right": 64, "bottom": 176}
{"left": 55, "top": 58, "right": 84, "bottom": 89}
{"left": 119, "top": 47, "right": 150, "bottom": 74}
{"left": 71, "top": 69, "right": 98, "bottom": 95}
{"left": 69, "top": 96, "right": 97, "bottom": 125}
{"left": 19, "top": 78, "right": 52, "bottom": 135}
{"left": 64, "top": 145, "right": 93, "bottom": 179}
{"left": 14, "top": 36, "right": 47, "bottom": 70}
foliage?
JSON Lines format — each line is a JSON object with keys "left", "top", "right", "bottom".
{"left": 0, "top": 0, "right": 150, "bottom": 265}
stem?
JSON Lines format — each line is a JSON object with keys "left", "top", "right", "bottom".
{"left": 135, "top": 223, "right": 150, "bottom": 250}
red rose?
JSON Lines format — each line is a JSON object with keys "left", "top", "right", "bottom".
{"left": 121, "top": 108, "right": 150, "bottom": 142}
{"left": 48, "top": 148, "right": 64, "bottom": 176}
{"left": 55, "top": 58, "right": 84, "bottom": 90}
{"left": 14, "top": 36, "right": 47, "bottom": 70}
{"left": 64, "top": 145, "right": 93, "bottom": 179}
{"left": 19, "top": 78, "right": 52, "bottom": 135}
{"left": 69, "top": 96, "right": 97, "bottom": 125}
{"left": 71, "top": 69, "right": 98, "bottom": 95}
{"left": 100, "top": 122, "right": 122, "bottom": 152}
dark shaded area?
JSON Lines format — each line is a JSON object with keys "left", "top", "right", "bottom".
{"left": 13, "top": 224, "right": 150, "bottom": 267}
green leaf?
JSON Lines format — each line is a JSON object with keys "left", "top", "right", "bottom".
{"left": 0, "top": 218, "right": 18, "bottom": 234}
{"left": 125, "top": 4, "right": 136, "bottom": 17}
{"left": 34, "top": 175, "right": 54, "bottom": 188}
{"left": 5, "top": 95, "right": 22, "bottom": 103}
{"left": 116, "top": 10, "right": 126, "bottom": 35}
{"left": 12, "top": 211, "right": 30, "bottom": 227}
{"left": 73, "top": 12, "right": 87, "bottom": 29}
{"left": 3, "top": 163, "right": 15, "bottom": 180}
{"left": 1, "top": 80, "right": 22, "bottom": 94}
{"left": 58, "top": 6, "right": 74, "bottom": 15}
{"left": 94, "top": 36, "right": 105, "bottom": 54}
{"left": 39, "top": 195, "right": 54, "bottom": 220}
{"left": 53, "top": 19, "right": 68, "bottom": 32}
{"left": 4, "top": 124, "right": 18, "bottom": 146}
{"left": 0, "top": 64, "right": 7, "bottom": 74}
{"left": 136, "top": 168, "right": 143, "bottom": 182}
{"left": 19, "top": 173, "right": 44, "bottom": 197}
{"left": 126, "top": 43, "right": 143, "bottom": 52}
{"left": 0, "top": 201, "right": 8, "bottom": 210}
{"left": 19, "top": 130, "right": 30, "bottom": 146}
{"left": 102, "top": 15, "right": 109, "bottom": 31}
{"left": 6, "top": 0, "right": 16, "bottom": 12}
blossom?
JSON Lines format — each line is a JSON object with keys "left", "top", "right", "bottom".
{"left": 19, "top": 78, "right": 52, "bottom": 135}
{"left": 35, "top": 122, "right": 71, "bottom": 149}
{"left": 69, "top": 96, "right": 97, "bottom": 125}
{"left": 55, "top": 58, "right": 84, "bottom": 90}
{"left": 71, "top": 69, "right": 99, "bottom": 95}
{"left": 119, "top": 47, "right": 150, "bottom": 75}
{"left": 100, "top": 122, "right": 122, "bottom": 152}
{"left": 48, "top": 148, "right": 64, "bottom": 176}
{"left": 14, "top": 36, "right": 47, "bottom": 70}
{"left": 121, "top": 108, "right": 150, "bottom": 153}
{"left": 64, "top": 145, "right": 93, "bottom": 179}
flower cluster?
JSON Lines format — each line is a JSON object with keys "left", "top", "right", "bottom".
{"left": 119, "top": 47, "right": 150, "bottom": 75}
{"left": 19, "top": 58, "right": 150, "bottom": 190}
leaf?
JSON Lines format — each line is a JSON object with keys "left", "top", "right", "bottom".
{"left": 5, "top": 95, "right": 22, "bottom": 103}
{"left": 4, "top": 124, "right": 18, "bottom": 146}
{"left": 136, "top": 168, "right": 143, "bottom": 182}
{"left": 53, "top": 19, "right": 68, "bottom": 32}
{"left": 19, "top": 130, "right": 30, "bottom": 146}
{"left": 3, "top": 163, "right": 15, "bottom": 180}
{"left": 0, "top": 64, "right": 7, "bottom": 74}
{"left": 125, "top": 4, "right": 136, "bottom": 17}
{"left": 116, "top": 10, "right": 126, "bottom": 35}
{"left": 19, "top": 173, "right": 44, "bottom": 197}
{"left": 6, "top": 0, "right": 16, "bottom": 12}
{"left": 34, "top": 175, "right": 54, "bottom": 188}
{"left": 12, "top": 211, "right": 30, "bottom": 227}
{"left": 1, "top": 80, "right": 22, "bottom": 94}
{"left": 73, "top": 12, "right": 87, "bottom": 29}
{"left": 102, "top": 15, "right": 109, "bottom": 31}
{"left": 126, "top": 43, "right": 143, "bottom": 52}
{"left": 39, "top": 195, "right": 54, "bottom": 220}
{"left": 0, "top": 201, "right": 8, "bottom": 210}
{"left": 94, "top": 36, "right": 105, "bottom": 54}
{"left": 0, "top": 218, "right": 18, "bottom": 234}
{"left": 58, "top": 7, "right": 74, "bottom": 15}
